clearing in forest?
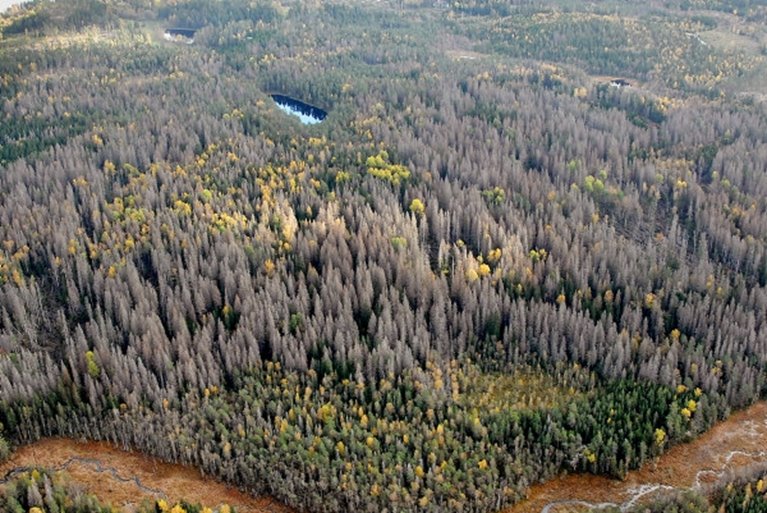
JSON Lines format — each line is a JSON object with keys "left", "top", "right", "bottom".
{"left": 456, "top": 364, "right": 587, "bottom": 413}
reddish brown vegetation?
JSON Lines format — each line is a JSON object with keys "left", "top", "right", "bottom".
{"left": 506, "top": 402, "right": 767, "bottom": 513}
{"left": 0, "top": 438, "right": 295, "bottom": 513}
{"left": 2, "top": 402, "right": 766, "bottom": 513}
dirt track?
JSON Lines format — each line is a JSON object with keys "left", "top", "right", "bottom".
{"left": 2, "top": 402, "right": 766, "bottom": 513}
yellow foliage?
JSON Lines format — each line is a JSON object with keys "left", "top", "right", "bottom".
{"left": 85, "top": 350, "right": 100, "bottom": 378}
{"left": 72, "top": 176, "right": 88, "bottom": 187}
{"left": 335, "top": 170, "right": 352, "bottom": 183}
{"left": 409, "top": 198, "right": 425, "bottom": 216}
{"left": 477, "top": 459, "right": 488, "bottom": 470}
{"left": 487, "top": 248, "right": 502, "bottom": 262}
{"left": 687, "top": 399, "right": 697, "bottom": 413}
{"left": 170, "top": 505, "right": 187, "bottom": 513}
{"left": 366, "top": 151, "right": 411, "bottom": 185}
{"left": 318, "top": 403, "right": 336, "bottom": 424}
{"left": 8, "top": 267, "right": 24, "bottom": 286}
{"left": 465, "top": 268, "right": 479, "bottom": 282}
{"left": 478, "top": 263, "right": 491, "bottom": 277}
{"left": 654, "top": 427, "right": 666, "bottom": 446}
{"left": 681, "top": 407, "right": 692, "bottom": 418}
{"left": 529, "top": 248, "right": 547, "bottom": 262}
{"left": 174, "top": 200, "right": 192, "bottom": 216}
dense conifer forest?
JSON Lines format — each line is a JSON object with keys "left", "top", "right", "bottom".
{"left": 1, "top": 0, "right": 767, "bottom": 511}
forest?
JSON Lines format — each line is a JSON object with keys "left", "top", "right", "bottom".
{"left": 1, "top": 0, "right": 767, "bottom": 511}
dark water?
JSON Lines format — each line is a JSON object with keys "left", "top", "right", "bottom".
{"left": 272, "top": 94, "right": 327, "bottom": 125}
{"left": 165, "top": 28, "right": 197, "bottom": 38}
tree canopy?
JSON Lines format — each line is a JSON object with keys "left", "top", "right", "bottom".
{"left": 1, "top": 0, "right": 767, "bottom": 512}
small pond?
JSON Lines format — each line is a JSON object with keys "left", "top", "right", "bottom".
{"left": 164, "top": 27, "right": 196, "bottom": 44}
{"left": 272, "top": 94, "right": 327, "bottom": 125}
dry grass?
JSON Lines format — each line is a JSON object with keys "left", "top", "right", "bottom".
{"left": 457, "top": 365, "right": 584, "bottom": 413}
{"left": 504, "top": 401, "right": 767, "bottom": 513}
{"left": 0, "top": 438, "right": 294, "bottom": 513}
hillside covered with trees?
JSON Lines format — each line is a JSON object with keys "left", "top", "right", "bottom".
{"left": 1, "top": 0, "right": 767, "bottom": 512}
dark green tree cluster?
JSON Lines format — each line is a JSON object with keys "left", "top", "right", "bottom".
{"left": 3, "top": 0, "right": 114, "bottom": 36}
{"left": 0, "top": 423, "right": 10, "bottom": 462}
{"left": 0, "top": 363, "right": 725, "bottom": 513}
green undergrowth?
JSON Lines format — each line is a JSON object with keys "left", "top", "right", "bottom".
{"left": 0, "top": 361, "right": 725, "bottom": 513}
{"left": 456, "top": 362, "right": 590, "bottom": 413}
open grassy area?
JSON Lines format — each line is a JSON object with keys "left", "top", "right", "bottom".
{"left": 455, "top": 363, "right": 590, "bottom": 413}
